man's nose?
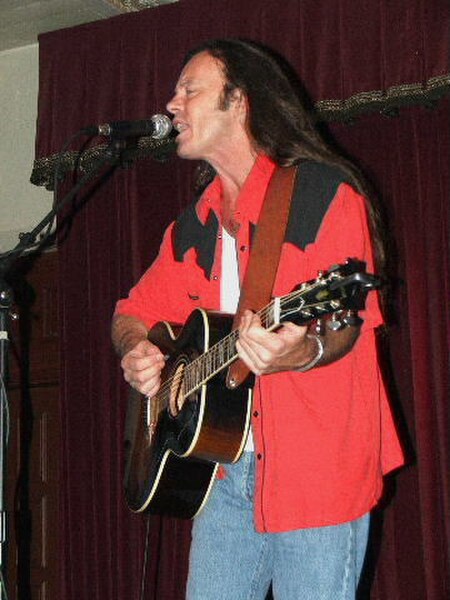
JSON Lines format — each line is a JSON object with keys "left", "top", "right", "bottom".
{"left": 166, "top": 93, "right": 180, "bottom": 115}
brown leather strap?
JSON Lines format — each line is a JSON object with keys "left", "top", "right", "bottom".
{"left": 226, "top": 165, "right": 298, "bottom": 389}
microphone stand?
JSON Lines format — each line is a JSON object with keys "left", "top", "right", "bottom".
{"left": 0, "top": 137, "right": 130, "bottom": 596}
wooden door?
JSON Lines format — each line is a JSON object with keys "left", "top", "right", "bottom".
{"left": 6, "top": 249, "right": 60, "bottom": 599}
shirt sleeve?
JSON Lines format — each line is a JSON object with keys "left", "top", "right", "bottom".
{"left": 304, "top": 182, "right": 384, "bottom": 330}
{"left": 114, "top": 222, "right": 192, "bottom": 329}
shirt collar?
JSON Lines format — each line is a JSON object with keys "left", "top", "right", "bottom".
{"left": 199, "top": 154, "right": 277, "bottom": 226}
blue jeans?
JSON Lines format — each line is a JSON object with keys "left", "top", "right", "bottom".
{"left": 186, "top": 452, "right": 370, "bottom": 600}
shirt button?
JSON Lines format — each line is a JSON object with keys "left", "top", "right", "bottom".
{"left": 257, "top": 453, "right": 262, "bottom": 460}
{"left": 240, "top": 245, "right": 248, "bottom": 252}
{"left": 212, "top": 274, "right": 219, "bottom": 281}
{"left": 253, "top": 410, "right": 259, "bottom": 417}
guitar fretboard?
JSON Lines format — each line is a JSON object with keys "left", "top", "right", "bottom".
{"left": 156, "top": 281, "right": 322, "bottom": 405}
{"left": 153, "top": 260, "right": 377, "bottom": 407}
{"left": 183, "top": 295, "right": 287, "bottom": 397}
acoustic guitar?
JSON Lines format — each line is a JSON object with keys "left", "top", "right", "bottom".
{"left": 124, "top": 259, "right": 380, "bottom": 518}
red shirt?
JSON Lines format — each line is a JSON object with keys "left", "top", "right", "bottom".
{"left": 115, "top": 155, "right": 404, "bottom": 532}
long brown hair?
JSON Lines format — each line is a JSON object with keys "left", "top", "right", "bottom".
{"left": 185, "top": 39, "right": 387, "bottom": 276}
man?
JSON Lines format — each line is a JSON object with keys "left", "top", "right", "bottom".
{"left": 112, "top": 39, "right": 404, "bottom": 599}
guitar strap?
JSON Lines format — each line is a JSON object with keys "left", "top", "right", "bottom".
{"left": 226, "top": 164, "right": 299, "bottom": 389}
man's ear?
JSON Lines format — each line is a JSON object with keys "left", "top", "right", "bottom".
{"left": 232, "top": 89, "right": 249, "bottom": 123}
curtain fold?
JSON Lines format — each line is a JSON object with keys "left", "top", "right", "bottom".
{"left": 32, "top": 0, "right": 450, "bottom": 188}
{"left": 328, "top": 101, "right": 449, "bottom": 599}
{"left": 33, "top": 1, "right": 449, "bottom": 598}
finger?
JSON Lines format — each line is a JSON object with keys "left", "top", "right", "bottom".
{"left": 121, "top": 348, "right": 165, "bottom": 373}
{"left": 239, "top": 323, "right": 308, "bottom": 374}
{"left": 238, "top": 314, "right": 268, "bottom": 349}
{"left": 236, "top": 339, "right": 261, "bottom": 374}
{"left": 278, "top": 322, "right": 308, "bottom": 338}
{"left": 122, "top": 354, "right": 165, "bottom": 393}
{"left": 138, "top": 375, "right": 162, "bottom": 397}
{"left": 127, "top": 366, "right": 162, "bottom": 396}
{"left": 240, "top": 323, "right": 285, "bottom": 357}
{"left": 236, "top": 335, "right": 277, "bottom": 374}
{"left": 127, "top": 342, "right": 164, "bottom": 361}
{"left": 239, "top": 309, "right": 261, "bottom": 332}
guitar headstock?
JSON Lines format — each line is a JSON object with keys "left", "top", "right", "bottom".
{"left": 278, "top": 259, "right": 381, "bottom": 327}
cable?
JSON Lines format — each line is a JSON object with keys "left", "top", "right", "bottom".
{"left": 139, "top": 516, "right": 151, "bottom": 600}
{"left": 0, "top": 371, "right": 10, "bottom": 600}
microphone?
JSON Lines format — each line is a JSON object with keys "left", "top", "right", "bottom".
{"left": 82, "top": 114, "right": 173, "bottom": 139}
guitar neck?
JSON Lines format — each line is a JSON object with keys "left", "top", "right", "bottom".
{"left": 182, "top": 296, "right": 289, "bottom": 397}
{"left": 162, "top": 261, "right": 379, "bottom": 401}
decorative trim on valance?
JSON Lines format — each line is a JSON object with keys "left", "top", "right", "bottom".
{"left": 30, "top": 136, "right": 177, "bottom": 190}
{"left": 31, "top": 75, "right": 449, "bottom": 189}
{"left": 106, "top": 0, "right": 179, "bottom": 10}
{"left": 316, "top": 74, "right": 450, "bottom": 122}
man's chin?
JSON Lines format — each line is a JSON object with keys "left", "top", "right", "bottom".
{"left": 175, "top": 142, "right": 198, "bottom": 161}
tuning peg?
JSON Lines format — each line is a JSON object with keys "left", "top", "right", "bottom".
{"left": 327, "top": 313, "right": 344, "bottom": 331}
{"left": 342, "top": 310, "right": 363, "bottom": 327}
{"left": 313, "top": 318, "right": 325, "bottom": 335}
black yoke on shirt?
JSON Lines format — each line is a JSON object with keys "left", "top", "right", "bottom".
{"left": 172, "top": 161, "right": 348, "bottom": 280}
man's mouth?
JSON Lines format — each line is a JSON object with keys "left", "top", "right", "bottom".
{"left": 173, "top": 120, "right": 188, "bottom": 134}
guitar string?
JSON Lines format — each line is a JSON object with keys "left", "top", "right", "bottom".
{"left": 154, "top": 294, "right": 279, "bottom": 404}
{"left": 156, "top": 282, "right": 338, "bottom": 404}
{"left": 143, "top": 267, "right": 377, "bottom": 422}
{"left": 153, "top": 281, "right": 327, "bottom": 404}
{"left": 155, "top": 289, "right": 286, "bottom": 400}
{"left": 156, "top": 296, "right": 332, "bottom": 406}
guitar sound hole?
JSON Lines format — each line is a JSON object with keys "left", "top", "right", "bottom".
{"left": 169, "top": 362, "right": 186, "bottom": 417}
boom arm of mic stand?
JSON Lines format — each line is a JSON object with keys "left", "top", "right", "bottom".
{"left": 0, "top": 142, "right": 126, "bottom": 275}
{"left": 0, "top": 140, "right": 124, "bottom": 593}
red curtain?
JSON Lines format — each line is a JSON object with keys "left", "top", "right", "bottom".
{"left": 33, "top": 1, "right": 449, "bottom": 599}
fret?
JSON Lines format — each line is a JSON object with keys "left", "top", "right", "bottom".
{"left": 185, "top": 363, "right": 192, "bottom": 395}
{"left": 205, "top": 351, "right": 213, "bottom": 378}
{"left": 188, "top": 361, "right": 198, "bottom": 395}
{"left": 198, "top": 358, "right": 204, "bottom": 387}
{"left": 218, "top": 339, "right": 224, "bottom": 364}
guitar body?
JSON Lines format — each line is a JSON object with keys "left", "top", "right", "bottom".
{"left": 123, "top": 260, "right": 381, "bottom": 519}
{"left": 124, "top": 309, "right": 253, "bottom": 518}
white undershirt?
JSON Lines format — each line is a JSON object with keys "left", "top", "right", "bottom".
{"left": 221, "top": 227, "right": 254, "bottom": 451}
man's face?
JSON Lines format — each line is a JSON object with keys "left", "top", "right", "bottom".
{"left": 166, "top": 51, "right": 246, "bottom": 163}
